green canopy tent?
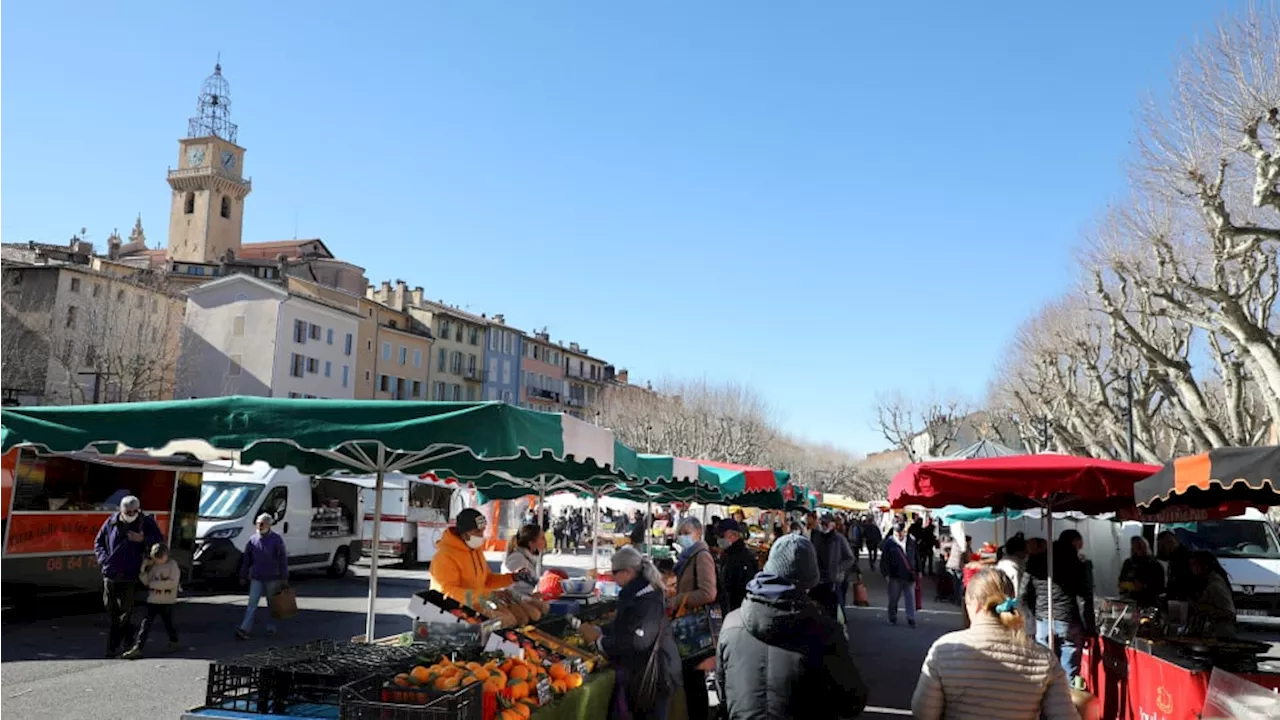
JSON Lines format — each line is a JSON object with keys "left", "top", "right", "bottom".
{"left": 0, "top": 396, "right": 694, "bottom": 640}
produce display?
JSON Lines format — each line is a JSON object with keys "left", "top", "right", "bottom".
{"left": 422, "top": 588, "right": 549, "bottom": 630}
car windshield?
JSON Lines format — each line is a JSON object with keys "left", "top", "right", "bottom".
{"left": 199, "top": 482, "right": 264, "bottom": 520}
{"left": 1168, "top": 520, "right": 1280, "bottom": 560}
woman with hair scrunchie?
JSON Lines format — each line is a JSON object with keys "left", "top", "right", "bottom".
{"left": 911, "top": 569, "right": 1078, "bottom": 720}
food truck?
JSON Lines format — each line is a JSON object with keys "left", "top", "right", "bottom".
{"left": 357, "top": 473, "right": 472, "bottom": 565}
{"left": 1, "top": 447, "right": 204, "bottom": 599}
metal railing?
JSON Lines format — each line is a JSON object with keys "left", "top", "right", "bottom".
{"left": 167, "top": 166, "right": 252, "bottom": 189}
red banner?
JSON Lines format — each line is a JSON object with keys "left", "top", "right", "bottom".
{"left": 5, "top": 512, "right": 171, "bottom": 555}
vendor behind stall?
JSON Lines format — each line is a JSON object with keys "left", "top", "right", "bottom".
{"left": 430, "top": 509, "right": 530, "bottom": 606}
{"left": 1189, "top": 550, "right": 1237, "bottom": 638}
{"left": 1117, "top": 536, "right": 1165, "bottom": 608}
{"left": 502, "top": 524, "right": 546, "bottom": 599}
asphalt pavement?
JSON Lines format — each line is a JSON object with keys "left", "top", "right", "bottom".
{"left": 1, "top": 552, "right": 948, "bottom": 720}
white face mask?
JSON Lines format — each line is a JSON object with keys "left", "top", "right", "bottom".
{"left": 121, "top": 511, "right": 139, "bottom": 524}
{"left": 466, "top": 534, "right": 485, "bottom": 550}
{"left": 676, "top": 535, "right": 696, "bottom": 550}
{"left": 258, "top": 525, "right": 271, "bottom": 535}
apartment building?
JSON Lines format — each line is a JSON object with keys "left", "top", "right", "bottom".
{"left": 520, "top": 330, "right": 566, "bottom": 413}
{"left": 370, "top": 280, "right": 487, "bottom": 402}
{"left": 561, "top": 342, "right": 608, "bottom": 419}
{"left": 178, "top": 274, "right": 359, "bottom": 399}
{"left": 1, "top": 262, "right": 185, "bottom": 406}
{"left": 484, "top": 315, "right": 523, "bottom": 404}
{"left": 287, "top": 277, "right": 432, "bottom": 400}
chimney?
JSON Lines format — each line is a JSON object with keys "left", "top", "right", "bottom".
{"left": 493, "top": 314, "right": 505, "bottom": 325}
{"left": 394, "top": 279, "right": 407, "bottom": 309}
{"left": 379, "top": 280, "right": 392, "bottom": 299}
{"left": 616, "top": 369, "right": 629, "bottom": 384}
{"left": 411, "top": 286, "right": 424, "bottom": 306}
{"left": 107, "top": 232, "right": 122, "bottom": 261}
{"left": 569, "top": 342, "right": 580, "bottom": 352}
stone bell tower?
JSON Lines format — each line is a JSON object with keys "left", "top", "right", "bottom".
{"left": 166, "top": 61, "right": 252, "bottom": 263}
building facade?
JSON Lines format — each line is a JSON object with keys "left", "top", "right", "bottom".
{"left": 370, "top": 280, "right": 487, "bottom": 402}
{"left": 519, "top": 330, "right": 566, "bottom": 413}
{"left": 179, "top": 274, "right": 359, "bottom": 399}
{"left": 560, "top": 342, "right": 608, "bottom": 419}
{"left": 484, "top": 315, "right": 523, "bottom": 404}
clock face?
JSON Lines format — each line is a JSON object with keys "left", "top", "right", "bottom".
{"left": 220, "top": 151, "right": 237, "bottom": 170}
{"left": 187, "top": 147, "right": 206, "bottom": 167}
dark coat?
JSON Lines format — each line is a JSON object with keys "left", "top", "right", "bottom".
{"left": 1022, "top": 541, "right": 1091, "bottom": 627}
{"left": 879, "top": 536, "right": 918, "bottom": 582}
{"left": 600, "top": 574, "right": 682, "bottom": 715}
{"left": 811, "top": 529, "right": 856, "bottom": 585}
{"left": 94, "top": 513, "right": 164, "bottom": 581}
{"left": 719, "top": 538, "right": 759, "bottom": 613}
{"left": 717, "top": 573, "right": 868, "bottom": 719}
{"left": 1119, "top": 555, "right": 1166, "bottom": 608}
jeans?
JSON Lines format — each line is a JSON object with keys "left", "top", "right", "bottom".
{"left": 1036, "top": 618, "right": 1084, "bottom": 680}
{"left": 135, "top": 603, "right": 178, "bottom": 647}
{"left": 886, "top": 577, "right": 917, "bottom": 623}
{"left": 239, "top": 579, "right": 282, "bottom": 633}
{"left": 103, "top": 578, "right": 137, "bottom": 654}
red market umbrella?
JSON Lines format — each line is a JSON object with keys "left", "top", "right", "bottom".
{"left": 888, "top": 453, "right": 1161, "bottom": 513}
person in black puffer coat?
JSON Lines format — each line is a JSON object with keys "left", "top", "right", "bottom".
{"left": 580, "top": 546, "right": 681, "bottom": 720}
{"left": 716, "top": 534, "right": 867, "bottom": 720}
{"left": 716, "top": 519, "right": 759, "bottom": 614}
{"left": 1021, "top": 529, "right": 1093, "bottom": 682}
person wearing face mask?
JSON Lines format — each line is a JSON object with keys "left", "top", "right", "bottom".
{"left": 237, "top": 513, "right": 289, "bottom": 640}
{"left": 716, "top": 519, "right": 758, "bottom": 614}
{"left": 94, "top": 495, "right": 163, "bottom": 657}
{"left": 811, "top": 512, "right": 856, "bottom": 619}
{"left": 669, "top": 517, "right": 717, "bottom": 720}
{"left": 430, "top": 508, "right": 530, "bottom": 606}
{"left": 502, "top": 524, "right": 547, "bottom": 599}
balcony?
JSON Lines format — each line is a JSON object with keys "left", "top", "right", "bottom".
{"left": 462, "top": 366, "right": 485, "bottom": 383}
{"left": 166, "top": 165, "right": 252, "bottom": 192}
{"left": 527, "top": 387, "right": 561, "bottom": 403}
{"left": 564, "top": 397, "right": 585, "bottom": 408}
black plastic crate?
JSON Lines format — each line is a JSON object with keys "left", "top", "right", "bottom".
{"left": 339, "top": 676, "right": 482, "bottom": 720}
{"left": 206, "top": 662, "right": 276, "bottom": 714}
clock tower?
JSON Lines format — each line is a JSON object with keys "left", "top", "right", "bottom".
{"left": 167, "top": 62, "right": 252, "bottom": 264}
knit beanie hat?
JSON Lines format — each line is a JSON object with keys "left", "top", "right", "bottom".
{"left": 763, "top": 534, "right": 820, "bottom": 591}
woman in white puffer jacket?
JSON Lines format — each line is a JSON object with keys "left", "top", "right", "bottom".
{"left": 912, "top": 568, "right": 1078, "bottom": 720}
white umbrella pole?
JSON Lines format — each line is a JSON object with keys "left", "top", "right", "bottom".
{"left": 536, "top": 480, "right": 546, "bottom": 575}
{"left": 1046, "top": 509, "right": 1054, "bottom": 650}
{"left": 365, "top": 467, "right": 385, "bottom": 643}
{"left": 592, "top": 493, "right": 601, "bottom": 572}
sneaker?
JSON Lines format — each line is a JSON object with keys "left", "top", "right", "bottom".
{"left": 235, "top": 628, "right": 250, "bottom": 640}
{"left": 908, "top": 620, "right": 917, "bottom": 629}
{"left": 121, "top": 646, "right": 143, "bottom": 660}
{"left": 165, "top": 640, "right": 181, "bottom": 653}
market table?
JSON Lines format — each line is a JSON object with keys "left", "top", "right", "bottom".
{"left": 527, "top": 670, "right": 688, "bottom": 720}
{"left": 1083, "top": 633, "right": 1280, "bottom": 719}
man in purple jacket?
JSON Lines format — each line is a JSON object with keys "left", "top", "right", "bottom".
{"left": 94, "top": 495, "right": 164, "bottom": 657}
{"left": 237, "top": 513, "right": 289, "bottom": 639}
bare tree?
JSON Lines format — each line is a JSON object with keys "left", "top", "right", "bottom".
{"left": 873, "top": 391, "right": 969, "bottom": 461}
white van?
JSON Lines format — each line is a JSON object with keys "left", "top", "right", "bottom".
{"left": 355, "top": 474, "right": 472, "bottom": 565}
{"left": 1160, "top": 509, "right": 1280, "bottom": 623}
{"left": 194, "top": 462, "right": 363, "bottom": 582}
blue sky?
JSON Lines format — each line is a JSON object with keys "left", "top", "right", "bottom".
{"left": 2, "top": 1, "right": 1248, "bottom": 453}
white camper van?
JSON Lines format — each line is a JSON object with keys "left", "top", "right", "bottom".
{"left": 194, "top": 462, "right": 363, "bottom": 581}
{"left": 357, "top": 474, "right": 473, "bottom": 565}
{"left": 1160, "top": 509, "right": 1280, "bottom": 622}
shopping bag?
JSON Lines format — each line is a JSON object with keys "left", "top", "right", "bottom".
{"left": 269, "top": 584, "right": 298, "bottom": 620}
{"left": 671, "top": 597, "right": 722, "bottom": 666}
{"left": 853, "top": 581, "right": 870, "bottom": 607}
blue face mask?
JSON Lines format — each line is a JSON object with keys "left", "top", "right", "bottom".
{"left": 677, "top": 535, "right": 696, "bottom": 550}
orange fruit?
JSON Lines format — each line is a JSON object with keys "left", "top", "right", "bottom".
{"left": 409, "top": 666, "right": 431, "bottom": 685}
{"left": 508, "top": 680, "right": 529, "bottom": 700}
{"left": 461, "top": 675, "right": 480, "bottom": 686}
{"left": 548, "top": 663, "right": 567, "bottom": 680}
{"left": 511, "top": 703, "right": 532, "bottom": 718}
{"left": 434, "top": 675, "right": 460, "bottom": 691}
{"left": 551, "top": 680, "right": 567, "bottom": 694}
{"left": 394, "top": 673, "right": 413, "bottom": 687}
{"left": 472, "top": 667, "right": 491, "bottom": 681}
{"left": 565, "top": 673, "right": 583, "bottom": 689}
{"left": 484, "top": 678, "right": 505, "bottom": 694}
{"left": 509, "top": 665, "right": 530, "bottom": 681}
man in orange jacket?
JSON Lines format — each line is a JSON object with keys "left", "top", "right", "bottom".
{"left": 430, "top": 509, "right": 532, "bottom": 606}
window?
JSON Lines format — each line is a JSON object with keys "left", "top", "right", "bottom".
{"left": 455, "top": 326, "right": 462, "bottom": 342}
{"left": 135, "top": 294, "right": 144, "bottom": 309}
{"left": 489, "top": 332, "right": 497, "bottom": 352}
{"left": 327, "top": 328, "right": 334, "bottom": 345}
{"left": 450, "top": 351, "right": 462, "bottom": 374}
{"left": 324, "top": 361, "right": 332, "bottom": 377}
{"left": 437, "top": 348, "right": 447, "bottom": 372}
{"left": 69, "top": 277, "right": 81, "bottom": 293}
{"left": 290, "top": 353, "right": 305, "bottom": 377}
{"left": 261, "top": 486, "right": 288, "bottom": 524}
{"left": 116, "top": 289, "right": 125, "bottom": 302}
{"left": 502, "top": 390, "right": 513, "bottom": 404}
{"left": 91, "top": 283, "right": 101, "bottom": 298}
{"left": 184, "top": 192, "right": 195, "bottom": 214}
{"left": 344, "top": 333, "right": 353, "bottom": 356}
{"left": 309, "top": 323, "right": 322, "bottom": 341}
{"left": 379, "top": 375, "right": 391, "bottom": 392}
{"left": 434, "top": 382, "right": 446, "bottom": 400}
{"left": 342, "top": 365, "right": 350, "bottom": 388}
{"left": 381, "top": 342, "right": 392, "bottom": 360}
{"left": 220, "top": 196, "right": 231, "bottom": 219}
{"left": 468, "top": 354, "right": 478, "bottom": 375}
{"left": 306, "top": 357, "right": 319, "bottom": 373}
{"left": 412, "top": 380, "right": 423, "bottom": 397}
{"left": 288, "top": 392, "right": 302, "bottom": 399}
{"left": 438, "top": 320, "right": 451, "bottom": 338}
{"left": 233, "top": 316, "right": 245, "bottom": 337}
{"left": 366, "top": 339, "right": 373, "bottom": 351}
{"left": 465, "top": 386, "right": 476, "bottom": 402}
{"left": 399, "top": 346, "right": 408, "bottom": 365}
{"left": 365, "top": 370, "right": 371, "bottom": 381}
{"left": 293, "top": 319, "right": 307, "bottom": 343}
{"left": 451, "top": 384, "right": 462, "bottom": 401}
{"left": 229, "top": 354, "right": 243, "bottom": 376}
{"left": 468, "top": 328, "right": 479, "bottom": 345}
{"left": 413, "top": 349, "right": 422, "bottom": 368}
{"left": 65, "top": 306, "right": 77, "bottom": 328}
